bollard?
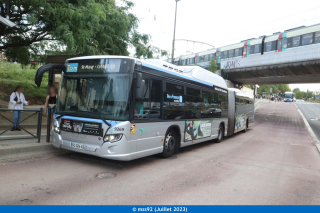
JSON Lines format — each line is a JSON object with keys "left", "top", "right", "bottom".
{"left": 37, "top": 108, "right": 43, "bottom": 143}
{"left": 46, "top": 107, "right": 51, "bottom": 143}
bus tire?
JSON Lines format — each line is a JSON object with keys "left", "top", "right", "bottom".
{"left": 161, "top": 130, "right": 177, "bottom": 158}
{"left": 214, "top": 124, "right": 224, "bottom": 143}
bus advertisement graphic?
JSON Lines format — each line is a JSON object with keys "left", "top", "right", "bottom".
{"left": 185, "top": 120, "right": 212, "bottom": 141}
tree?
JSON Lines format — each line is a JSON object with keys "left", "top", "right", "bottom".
{"left": 0, "top": 0, "right": 167, "bottom": 61}
{"left": 293, "top": 88, "right": 300, "bottom": 93}
{"left": 208, "top": 59, "right": 218, "bottom": 74}
{"left": 257, "top": 84, "right": 291, "bottom": 95}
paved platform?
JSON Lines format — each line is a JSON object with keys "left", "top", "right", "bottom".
{"left": 0, "top": 100, "right": 319, "bottom": 205}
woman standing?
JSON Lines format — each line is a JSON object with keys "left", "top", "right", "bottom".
{"left": 44, "top": 85, "right": 57, "bottom": 133}
{"left": 10, "top": 86, "right": 30, "bottom": 131}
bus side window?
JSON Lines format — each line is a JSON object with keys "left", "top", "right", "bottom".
{"left": 134, "top": 79, "right": 150, "bottom": 119}
{"left": 150, "top": 79, "right": 162, "bottom": 119}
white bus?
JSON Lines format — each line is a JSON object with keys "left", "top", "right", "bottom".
{"left": 40, "top": 56, "right": 254, "bottom": 161}
{"left": 284, "top": 92, "right": 294, "bottom": 102}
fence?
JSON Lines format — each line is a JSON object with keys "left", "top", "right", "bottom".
{"left": 0, "top": 108, "right": 43, "bottom": 142}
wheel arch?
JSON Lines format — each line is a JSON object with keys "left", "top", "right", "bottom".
{"left": 165, "top": 125, "right": 181, "bottom": 152}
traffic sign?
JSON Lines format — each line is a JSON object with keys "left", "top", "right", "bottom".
{"left": 278, "top": 90, "right": 281, "bottom": 93}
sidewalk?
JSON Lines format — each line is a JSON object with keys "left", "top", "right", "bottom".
{"left": 0, "top": 130, "right": 64, "bottom": 160}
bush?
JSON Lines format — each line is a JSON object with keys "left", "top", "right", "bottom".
{"left": 0, "top": 62, "right": 49, "bottom": 105}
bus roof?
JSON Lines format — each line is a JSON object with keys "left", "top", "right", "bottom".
{"left": 68, "top": 56, "right": 228, "bottom": 90}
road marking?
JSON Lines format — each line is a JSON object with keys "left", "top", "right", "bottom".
{"left": 254, "top": 104, "right": 260, "bottom": 111}
{"left": 255, "top": 100, "right": 261, "bottom": 105}
{"left": 296, "top": 104, "right": 320, "bottom": 153}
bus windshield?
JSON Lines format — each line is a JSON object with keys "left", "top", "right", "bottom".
{"left": 284, "top": 93, "right": 293, "bottom": 99}
{"left": 56, "top": 74, "right": 133, "bottom": 121}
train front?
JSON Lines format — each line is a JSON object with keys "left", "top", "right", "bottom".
{"left": 51, "top": 56, "right": 137, "bottom": 161}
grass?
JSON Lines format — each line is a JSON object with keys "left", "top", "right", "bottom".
{"left": 0, "top": 62, "right": 49, "bottom": 105}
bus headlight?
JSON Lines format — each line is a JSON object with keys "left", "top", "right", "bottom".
{"left": 53, "top": 121, "right": 60, "bottom": 134}
{"left": 103, "top": 134, "right": 123, "bottom": 143}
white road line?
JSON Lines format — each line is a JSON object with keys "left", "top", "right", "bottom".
{"left": 296, "top": 104, "right": 320, "bottom": 153}
{"left": 255, "top": 100, "right": 261, "bottom": 105}
{"left": 254, "top": 104, "right": 260, "bottom": 111}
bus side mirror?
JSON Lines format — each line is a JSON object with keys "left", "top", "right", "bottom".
{"left": 135, "top": 80, "right": 145, "bottom": 101}
{"left": 136, "top": 73, "right": 142, "bottom": 88}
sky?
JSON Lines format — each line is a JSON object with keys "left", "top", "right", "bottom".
{"left": 129, "top": 0, "right": 320, "bottom": 92}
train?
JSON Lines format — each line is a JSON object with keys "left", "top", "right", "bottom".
{"left": 167, "top": 23, "right": 320, "bottom": 72}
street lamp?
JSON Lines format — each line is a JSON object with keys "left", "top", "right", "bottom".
{"left": 171, "top": 0, "right": 181, "bottom": 64}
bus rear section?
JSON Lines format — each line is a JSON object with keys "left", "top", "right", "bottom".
{"left": 227, "top": 89, "right": 255, "bottom": 136}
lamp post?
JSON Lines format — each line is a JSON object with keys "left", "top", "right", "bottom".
{"left": 171, "top": 0, "right": 180, "bottom": 64}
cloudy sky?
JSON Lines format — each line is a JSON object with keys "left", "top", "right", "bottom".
{"left": 130, "top": 0, "right": 320, "bottom": 92}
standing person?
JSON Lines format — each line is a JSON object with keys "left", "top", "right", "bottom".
{"left": 44, "top": 85, "right": 57, "bottom": 133}
{"left": 10, "top": 86, "right": 30, "bottom": 131}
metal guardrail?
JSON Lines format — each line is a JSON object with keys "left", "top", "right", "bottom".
{"left": 0, "top": 108, "right": 43, "bottom": 142}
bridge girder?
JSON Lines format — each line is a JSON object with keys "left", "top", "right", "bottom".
{"left": 223, "top": 59, "right": 320, "bottom": 85}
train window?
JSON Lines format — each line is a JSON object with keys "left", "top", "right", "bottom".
{"left": 293, "top": 36, "right": 300, "bottom": 47}
{"left": 204, "top": 55, "right": 209, "bottom": 62}
{"left": 254, "top": 44, "right": 260, "bottom": 53}
{"left": 302, "top": 33, "right": 313, "bottom": 45}
{"left": 316, "top": 31, "right": 320, "bottom": 43}
{"left": 265, "top": 42, "right": 272, "bottom": 52}
{"left": 250, "top": 46, "right": 255, "bottom": 54}
{"left": 287, "top": 37, "right": 293, "bottom": 48}
{"left": 228, "top": 49, "right": 234, "bottom": 58}
{"left": 277, "top": 40, "right": 282, "bottom": 50}
{"left": 283, "top": 39, "right": 287, "bottom": 49}
{"left": 234, "top": 48, "right": 240, "bottom": 56}
{"left": 243, "top": 46, "right": 247, "bottom": 56}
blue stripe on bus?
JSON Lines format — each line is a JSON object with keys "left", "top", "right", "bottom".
{"left": 141, "top": 62, "right": 213, "bottom": 87}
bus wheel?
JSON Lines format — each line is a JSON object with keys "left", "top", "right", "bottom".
{"left": 214, "top": 124, "right": 224, "bottom": 143}
{"left": 161, "top": 130, "right": 176, "bottom": 158}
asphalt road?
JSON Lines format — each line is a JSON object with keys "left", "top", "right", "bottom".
{"left": 296, "top": 102, "right": 320, "bottom": 141}
{"left": 0, "top": 100, "right": 320, "bottom": 205}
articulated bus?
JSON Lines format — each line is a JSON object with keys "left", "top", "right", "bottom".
{"left": 49, "top": 56, "right": 254, "bottom": 161}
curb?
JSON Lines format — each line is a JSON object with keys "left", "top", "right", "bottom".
{"left": 296, "top": 105, "right": 320, "bottom": 154}
{"left": 0, "top": 143, "right": 63, "bottom": 160}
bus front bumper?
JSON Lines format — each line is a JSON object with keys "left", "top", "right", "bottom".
{"left": 52, "top": 132, "right": 136, "bottom": 161}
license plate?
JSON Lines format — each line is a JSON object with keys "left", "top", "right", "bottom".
{"left": 70, "top": 142, "right": 85, "bottom": 150}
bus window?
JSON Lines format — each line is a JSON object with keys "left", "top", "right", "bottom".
{"left": 293, "top": 36, "right": 300, "bottom": 47}
{"left": 150, "top": 80, "right": 162, "bottom": 119}
{"left": 166, "top": 82, "right": 184, "bottom": 94}
{"left": 302, "top": 33, "right": 313, "bottom": 45}
{"left": 316, "top": 31, "right": 320, "bottom": 43}
{"left": 134, "top": 79, "right": 150, "bottom": 119}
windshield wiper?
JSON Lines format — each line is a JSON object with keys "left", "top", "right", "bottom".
{"left": 78, "top": 110, "right": 111, "bottom": 126}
